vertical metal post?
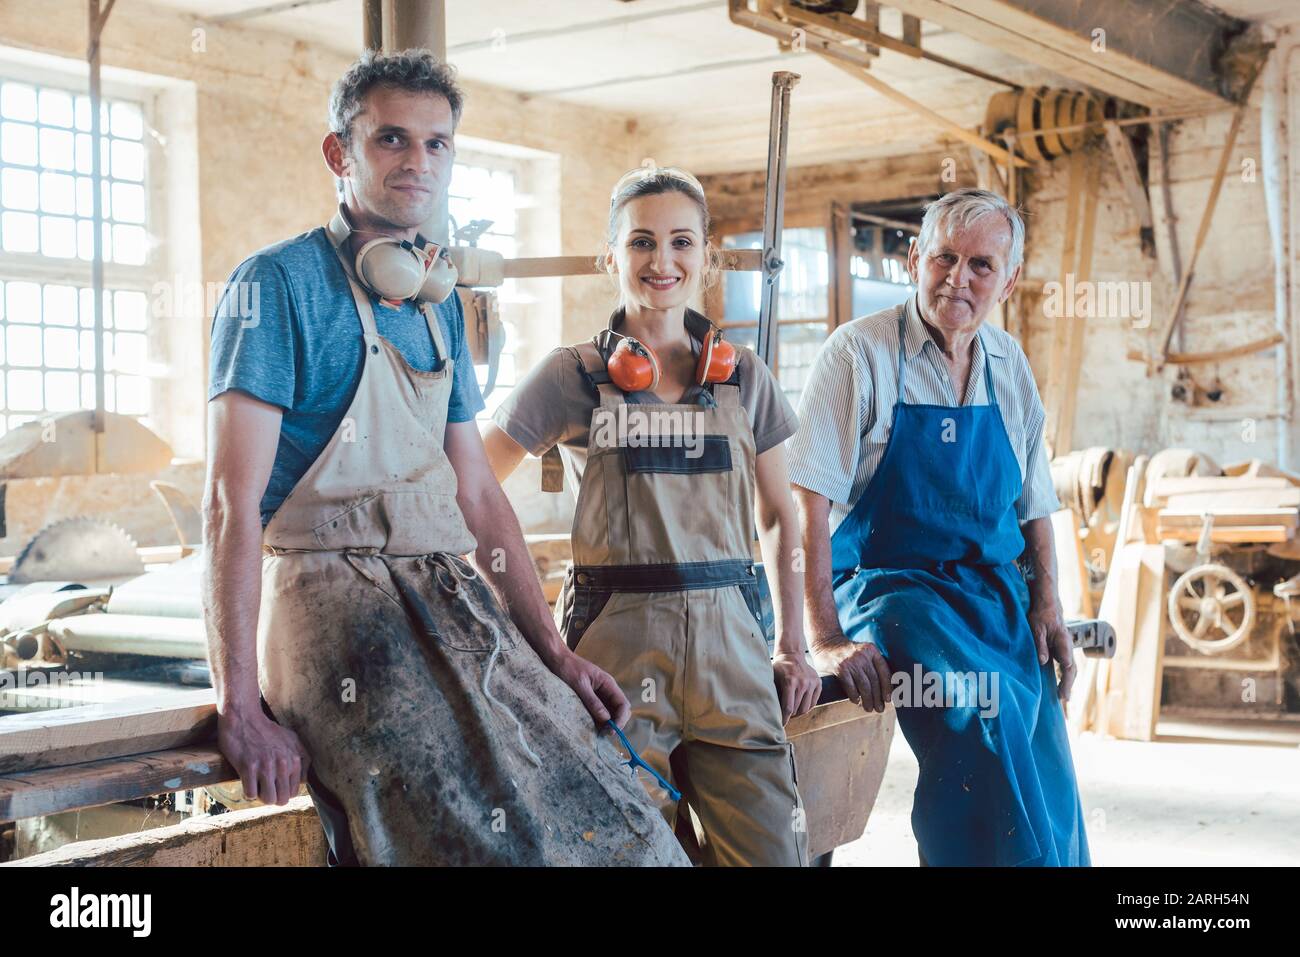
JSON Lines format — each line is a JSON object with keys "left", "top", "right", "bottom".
{"left": 757, "top": 71, "right": 798, "bottom": 372}
{"left": 363, "top": 0, "right": 383, "bottom": 52}
{"left": 87, "top": 0, "right": 116, "bottom": 455}
{"left": 381, "top": 0, "right": 450, "bottom": 246}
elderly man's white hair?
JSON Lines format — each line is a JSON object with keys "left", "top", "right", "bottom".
{"left": 917, "top": 188, "right": 1025, "bottom": 270}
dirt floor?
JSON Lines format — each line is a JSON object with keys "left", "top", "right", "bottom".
{"left": 833, "top": 715, "right": 1300, "bottom": 866}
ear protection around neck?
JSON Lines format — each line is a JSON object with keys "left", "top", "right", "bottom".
{"left": 598, "top": 312, "right": 737, "bottom": 393}
{"left": 327, "top": 205, "right": 458, "bottom": 305}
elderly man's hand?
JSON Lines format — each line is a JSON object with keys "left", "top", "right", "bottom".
{"left": 811, "top": 633, "right": 893, "bottom": 714}
{"left": 1027, "top": 601, "right": 1076, "bottom": 705}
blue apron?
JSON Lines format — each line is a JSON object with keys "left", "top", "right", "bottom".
{"left": 830, "top": 307, "right": 1090, "bottom": 866}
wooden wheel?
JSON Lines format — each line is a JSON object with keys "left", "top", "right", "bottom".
{"left": 1167, "top": 563, "right": 1255, "bottom": 654}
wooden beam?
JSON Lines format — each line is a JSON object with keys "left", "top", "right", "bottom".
{"left": 502, "top": 248, "right": 762, "bottom": 279}
{"left": 1103, "top": 121, "right": 1153, "bottom": 229}
{"left": 1128, "top": 332, "right": 1285, "bottom": 367}
{"left": 5, "top": 795, "right": 322, "bottom": 867}
{"left": 0, "top": 746, "right": 233, "bottom": 822}
{"left": 884, "top": 0, "right": 1231, "bottom": 108}
{"left": 819, "top": 55, "right": 1029, "bottom": 168}
{"left": 1155, "top": 58, "right": 1266, "bottom": 362}
{"left": 0, "top": 688, "right": 216, "bottom": 774}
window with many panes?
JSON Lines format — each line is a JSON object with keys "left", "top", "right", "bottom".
{"left": 722, "top": 227, "right": 831, "bottom": 405}
{"left": 449, "top": 157, "right": 521, "bottom": 420}
{"left": 0, "top": 73, "right": 153, "bottom": 435}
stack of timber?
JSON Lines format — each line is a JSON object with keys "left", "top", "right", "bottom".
{"left": 1147, "top": 459, "right": 1300, "bottom": 546}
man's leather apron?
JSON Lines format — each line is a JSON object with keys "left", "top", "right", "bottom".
{"left": 553, "top": 335, "right": 807, "bottom": 867}
{"left": 254, "top": 240, "right": 688, "bottom": 867}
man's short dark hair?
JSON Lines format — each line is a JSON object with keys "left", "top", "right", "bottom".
{"left": 328, "top": 48, "right": 464, "bottom": 147}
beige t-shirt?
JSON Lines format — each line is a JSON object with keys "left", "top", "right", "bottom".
{"left": 492, "top": 340, "right": 799, "bottom": 490}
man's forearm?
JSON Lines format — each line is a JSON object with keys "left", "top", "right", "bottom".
{"left": 201, "top": 494, "right": 266, "bottom": 718}
{"left": 1020, "top": 516, "right": 1061, "bottom": 613}
{"left": 463, "top": 485, "right": 569, "bottom": 668}
{"left": 792, "top": 486, "right": 849, "bottom": 649}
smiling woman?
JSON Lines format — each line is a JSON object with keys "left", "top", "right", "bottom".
{"left": 482, "top": 166, "right": 820, "bottom": 867}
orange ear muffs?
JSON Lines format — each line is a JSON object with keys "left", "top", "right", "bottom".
{"left": 695, "top": 329, "right": 737, "bottom": 386}
{"left": 607, "top": 336, "right": 661, "bottom": 393}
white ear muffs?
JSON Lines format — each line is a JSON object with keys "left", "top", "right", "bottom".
{"left": 328, "top": 206, "right": 459, "bottom": 304}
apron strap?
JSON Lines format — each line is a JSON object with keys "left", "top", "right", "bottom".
{"left": 328, "top": 241, "right": 380, "bottom": 338}
{"left": 980, "top": 336, "right": 997, "bottom": 407}
{"left": 894, "top": 304, "right": 909, "bottom": 400}
{"left": 418, "top": 301, "right": 450, "bottom": 371}
{"left": 712, "top": 379, "right": 742, "bottom": 409}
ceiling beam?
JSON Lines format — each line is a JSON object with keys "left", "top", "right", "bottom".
{"left": 882, "top": 0, "right": 1245, "bottom": 108}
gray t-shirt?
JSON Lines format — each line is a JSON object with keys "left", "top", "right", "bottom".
{"left": 493, "top": 335, "right": 798, "bottom": 490}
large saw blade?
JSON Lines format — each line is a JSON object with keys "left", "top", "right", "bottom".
{"left": 8, "top": 517, "right": 143, "bottom": 585}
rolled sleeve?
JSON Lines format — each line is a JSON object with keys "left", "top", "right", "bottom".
{"left": 787, "top": 342, "right": 867, "bottom": 505}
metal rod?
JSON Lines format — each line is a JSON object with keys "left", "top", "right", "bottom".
{"left": 849, "top": 210, "right": 919, "bottom": 234}
{"left": 87, "top": 0, "right": 115, "bottom": 447}
{"left": 757, "top": 71, "right": 798, "bottom": 372}
{"left": 362, "top": 0, "right": 382, "bottom": 53}
{"left": 391, "top": 0, "right": 446, "bottom": 60}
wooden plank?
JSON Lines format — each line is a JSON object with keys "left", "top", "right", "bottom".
{"left": 0, "top": 746, "right": 234, "bottom": 822}
{"left": 1155, "top": 525, "right": 1292, "bottom": 543}
{"left": 1115, "top": 545, "right": 1168, "bottom": 741}
{"left": 5, "top": 795, "right": 323, "bottom": 867}
{"left": 1045, "top": 151, "right": 1084, "bottom": 455}
{"left": 0, "top": 688, "right": 216, "bottom": 774}
{"left": 1163, "top": 488, "right": 1300, "bottom": 511}
{"left": 1149, "top": 476, "right": 1292, "bottom": 500}
{"left": 1055, "top": 152, "right": 1101, "bottom": 456}
{"left": 1157, "top": 508, "right": 1297, "bottom": 527}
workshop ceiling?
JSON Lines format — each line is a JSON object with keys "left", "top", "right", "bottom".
{"left": 141, "top": 0, "right": 1298, "bottom": 172}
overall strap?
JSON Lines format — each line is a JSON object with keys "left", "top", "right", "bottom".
{"left": 579, "top": 340, "right": 625, "bottom": 408}
{"left": 710, "top": 365, "right": 743, "bottom": 409}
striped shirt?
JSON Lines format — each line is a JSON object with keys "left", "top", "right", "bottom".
{"left": 788, "top": 294, "right": 1059, "bottom": 535}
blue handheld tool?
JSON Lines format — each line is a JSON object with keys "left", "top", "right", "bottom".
{"left": 606, "top": 720, "right": 682, "bottom": 802}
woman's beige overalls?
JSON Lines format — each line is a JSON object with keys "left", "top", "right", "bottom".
{"left": 253, "top": 234, "right": 688, "bottom": 867}
{"left": 553, "top": 318, "right": 808, "bottom": 866}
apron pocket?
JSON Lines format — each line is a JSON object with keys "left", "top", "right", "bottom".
{"left": 387, "top": 560, "right": 496, "bottom": 654}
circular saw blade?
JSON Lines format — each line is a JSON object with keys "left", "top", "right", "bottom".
{"left": 9, "top": 517, "right": 144, "bottom": 585}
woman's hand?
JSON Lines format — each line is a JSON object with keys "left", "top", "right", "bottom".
{"left": 772, "top": 652, "right": 822, "bottom": 724}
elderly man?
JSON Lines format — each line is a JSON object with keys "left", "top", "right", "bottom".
{"left": 790, "top": 188, "right": 1090, "bottom": 866}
